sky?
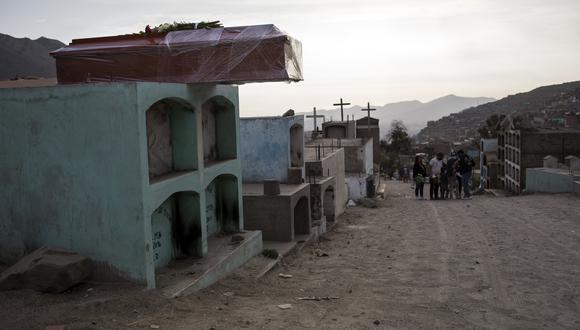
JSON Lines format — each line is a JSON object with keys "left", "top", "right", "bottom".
{"left": 2, "top": 0, "right": 580, "bottom": 116}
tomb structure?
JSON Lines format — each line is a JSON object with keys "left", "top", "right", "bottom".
{"left": 0, "top": 83, "right": 261, "bottom": 291}
{"left": 356, "top": 116, "right": 380, "bottom": 164}
{"left": 497, "top": 115, "right": 580, "bottom": 194}
{"left": 240, "top": 115, "right": 312, "bottom": 242}
{"left": 479, "top": 138, "right": 499, "bottom": 189}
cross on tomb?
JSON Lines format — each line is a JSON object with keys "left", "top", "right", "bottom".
{"left": 361, "top": 102, "right": 376, "bottom": 134}
{"left": 333, "top": 98, "right": 351, "bottom": 122}
{"left": 307, "top": 106, "right": 324, "bottom": 132}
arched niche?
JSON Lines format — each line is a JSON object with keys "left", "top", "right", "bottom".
{"left": 205, "top": 174, "right": 240, "bottom": 236}
{"left": 146, "top": 98, "right": 197, "bottom": 182}
{"left": 202, "top": 96, "right": 237, "bottom": 167}
{"left": 293, "top": 196, "right": 310, "bottom": 236}
{"left": 151, "top": 191, "right": 202, "bottom": 269}
{"left": 289, "top": 124, "right": 304, "bottom": 167}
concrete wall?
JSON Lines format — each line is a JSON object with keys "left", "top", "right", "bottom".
{"left": 0, "top": 83, "right": 146, "bottom": 281}
{"left": 240, "top": 115, "right": 304, "bottom": 183}
{"left": 321, "top": 149, "right": 346, "bottom": 216}
{"left": 0, "top": 82, "right": 244, "bottom": 289}
{"left": 363, "top": 138, "right": 374, "bottom": 175}
{"left": 526, "top": 168, "right": 580, "bottom": 193}
{"left": 346, "top": 175, "right": 368, "bottom": 201}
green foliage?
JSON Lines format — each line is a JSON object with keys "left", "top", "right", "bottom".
{"left": 262, "top": 249, "right": 279, "bottom": 259}
{"left": 379, "top": 120, "right": 412, "bottom": 173}
{"left": 138, "top": 21, "right": 224, "bottom": 35}
{"left": 478, "top": 114, "right": 505, "bottom": 138}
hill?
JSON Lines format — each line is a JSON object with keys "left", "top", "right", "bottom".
{"left": 300, "top": 95, "right": 494, "bottom": 137}
{"left": 0, "top": 33, "right": 65, "bottom": 80}
{"left": 416, "top": 81, "right": 580, "bottom": 142}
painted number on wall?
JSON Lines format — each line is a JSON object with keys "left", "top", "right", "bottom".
{"left": 153, "top": 231, "right": 162, "bottom": 260}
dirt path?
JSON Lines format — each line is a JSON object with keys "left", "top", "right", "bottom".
{"left": 1, "top": 181, "right": 579, "bottom": 329}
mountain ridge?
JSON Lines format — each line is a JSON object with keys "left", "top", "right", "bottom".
{"left": 299, "top": 95, "right": 495, "bottom": 136}
{"left": 0, "top": 33, "right": 65, "bottom": 80}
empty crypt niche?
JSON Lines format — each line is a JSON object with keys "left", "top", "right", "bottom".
{"left": 290, "top": 123, "right": 304, "bottom": 167}
{"left": 205, "top": 174, "right": 241, "bottom": 237}
{"left": 293, "top": 196, "right": 310, "bottom": 238}
{"left": 146, "top": 98, "right": 197, "bottom": 183}
{"left": 150, "top": 191, "right": 202, "bottom": 270}
{"left": 202, "top": 96, "right": 237, "bottom": 167}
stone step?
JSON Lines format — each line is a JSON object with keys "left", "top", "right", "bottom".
{"left": 159, "top": 230, "right": 262, "bottom": 298}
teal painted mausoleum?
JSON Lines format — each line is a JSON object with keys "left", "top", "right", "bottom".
{"left": 0, "top": 82, "right": 258, "bottom": 288}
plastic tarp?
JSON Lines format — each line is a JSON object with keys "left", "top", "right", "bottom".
{"left": 51, "top": 24, "right": 303, "bottom": 85}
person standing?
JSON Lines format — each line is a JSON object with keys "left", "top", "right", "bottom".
{"left": 440, "top": 162, "right": 449, "bottom": 199}
{"left": 428, "top": 153, "right": 444, "bottom": 200}
{"left": 447, "top": 151, "right": 459, "bottom": 199}
{"left": 457, "top": 150, "right": 475, "bottom": 199}
{"left": 413, "top": 155, "right": 427, "bottom": 200}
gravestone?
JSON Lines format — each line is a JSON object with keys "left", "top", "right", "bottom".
{"left": 543, "top": 155, "right": 558, "bottom": 168}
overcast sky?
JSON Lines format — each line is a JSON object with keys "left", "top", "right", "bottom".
{"left": 1, "top": 0, "right": 580, "bottom": 116}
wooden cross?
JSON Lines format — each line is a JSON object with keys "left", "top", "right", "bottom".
{"left": 361, "top": 102, "right": 376, "bottom": 133}
{"left": 307, "top": 106, "right": 324, "bottom": 132}
{"left": 333, "top": 98, "right": 351, "bottom": 122}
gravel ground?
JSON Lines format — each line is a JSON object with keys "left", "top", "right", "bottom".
{"left": 1, "top": 181, "right": 579, "bottom": 329}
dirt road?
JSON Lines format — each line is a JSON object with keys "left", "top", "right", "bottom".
{"left": 1, "top": 181, "right": 579, "bottom": 329}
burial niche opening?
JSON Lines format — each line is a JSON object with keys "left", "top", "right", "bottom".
{"left": 293, "top": 196, "right": 310, "bottom": 236}
{"left": 151, "top": 191, "right": 201, "bottom": 269}
{"left": 205, "top": 174, "right": 240, "bottom": 236}
{"left": 323, "top": 186, "right": 335, "bottom": 223}
{"left": 290, "top": 124, "right": 304, "bottom": 167}
{"left": 146, "top": 98, "right": 197, "bottom": 183}
{"left": 202, "top": 96, "right": 237, "bottom": 167}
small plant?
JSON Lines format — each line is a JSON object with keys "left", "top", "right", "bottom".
{"left": 262, "top": 249, "right": 279, "bottom": 259}
{"left": 138, "top": 21, "right": 223, "bottom": 35}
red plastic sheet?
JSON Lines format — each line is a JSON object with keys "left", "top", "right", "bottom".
{"left": 51, "top": 24, "right": 303, "bottom": 85}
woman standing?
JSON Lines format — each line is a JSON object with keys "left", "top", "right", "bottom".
{"left": 413, "top": 155, "right": 427, "bottom": 200}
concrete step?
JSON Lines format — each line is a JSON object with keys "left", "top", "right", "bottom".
{"left": 158, "top": 230, "right": 262, "bottom": 298}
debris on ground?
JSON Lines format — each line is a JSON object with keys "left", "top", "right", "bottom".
{"left": 297, "top": 296, "right": 339, "bottom": 301}
{"left": 374, "top": 320, "right": 381, "bottom": 325}
{"left": 277, "top": 304, "right": 292, "bottom": 310}
{"left": 223, "top": 291, "right": 235, "bottom": 297}
{"left": 262, "top": 249, "right": 279, "bottom": 259}
{"left": 314, "top": 249, "right": 329, "bottom": 257}
{"left": 278, "top": 273, "right": 293, "bottom": 278}
{"left": 347, "top": 200, "right": 356, "bottom": 207}
{"left": 150, "top": 325, "right": 160, "bottom": 329}
{"left": 360, "top": 198, "right": 377, "bottom": 208}
{"left": 0, "top": 247, "right": 91, "bottom": 293}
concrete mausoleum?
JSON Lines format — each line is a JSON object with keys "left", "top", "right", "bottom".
{"left": 0, "top": 82, "right": 262, "bottom": 290}
{"left": 240, "top": 115, "right": 312, "bottom": 242}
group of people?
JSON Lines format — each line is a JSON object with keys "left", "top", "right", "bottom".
{"left": 412, "top": 150, "right": 475, "bottom": 200}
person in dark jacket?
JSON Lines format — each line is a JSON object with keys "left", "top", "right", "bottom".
{"left": 457, "top": 150, "right": 475, "bottom": 199}
{"left": 413, "top": 155, "right": 427, "bottom": 200}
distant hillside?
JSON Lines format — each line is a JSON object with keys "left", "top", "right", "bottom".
{"left": 416, "top": 81, "right": 580, "bottom": 142}
{"left": 300, "top": 95, "right": 494, "bottom": 137}
{"left": 0, "top": 33, "right": 65, "bottom": 79}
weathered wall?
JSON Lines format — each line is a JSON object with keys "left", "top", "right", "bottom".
{"left": 526, "top": 168, "right": 580, "bottom": 193}
{"left": 0, "top": 83, "right": 146, "bottom": 280}
{"left": 240, "top": 115, "right": 304, "bottom": 183}
{"left": 321, "top": 149, "right": 346, "bottom": 216}
{"left": 0, "top": 82, "right": 245, "bottom": 289}
{"left": 362, "top": 138, "right": 374, "bottom": 175}
{"left": 345, "top": 175, "right": 368, "bottom": 201}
